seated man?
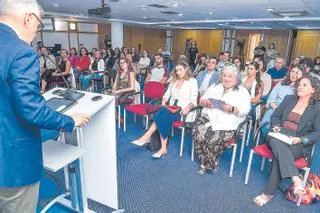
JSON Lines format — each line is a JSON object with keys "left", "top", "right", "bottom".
{"left": 145, "top": 53, "right": 169, "bottom": 84}
{"left": 196, "top": 57, "right": 220, "bottom": 96}
{"left": 267, "top": 57, "right": 288, "bottom": 84}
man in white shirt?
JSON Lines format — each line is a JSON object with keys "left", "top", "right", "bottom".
{"left": 146, "top": 53, "right": 169, "bottom": 84}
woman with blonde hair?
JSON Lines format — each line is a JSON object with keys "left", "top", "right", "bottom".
{"left": 132, "top": 60, "right": 198, "bottom": 158}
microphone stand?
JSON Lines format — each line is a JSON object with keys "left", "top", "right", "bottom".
{"left": 42, "top": 53, "right": 84, "bottom": 101}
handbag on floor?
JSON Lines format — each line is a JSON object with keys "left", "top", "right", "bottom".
{"left": 145, "top": 130, "right": 169, "bottom": 152}
{"left": 284, "top": 173, "right": 320, "bottom": 205}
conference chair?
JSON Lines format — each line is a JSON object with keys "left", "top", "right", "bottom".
{"left": 244, "top": 122, "right": 316, "bottom": 206}
{"left": 123, "top": 81, "right": 165, "bottom": 132}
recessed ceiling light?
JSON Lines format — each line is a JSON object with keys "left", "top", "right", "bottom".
{"left": 250, "top": 22, "right": 254, "bottom": 24}
{"left": 305, "top": 25, "right": 309, "bottom": 28}
{"left": 178, "top": 13, "right": 183, "bottom": 16}
{"left": 284, "top": 16, "right": 290, "bottom": 19}
{"left": 53, "top": 3, "right": 59, "bottom": 8}
{"left": 171, "top": 3, "right": 180, "bottom": 7}
{"left": 139, "top": 6, "right": 148, "bottom": 10}
{"left": 208, "top": 12, "right": 214, "bottom": 15}
{"left": 218, "top": 23, "right": 224, "bottom": 26}
{"left": 143, "top": 16, "right": 148, "bottom": 19}
{"left": 266, "top": 8, "right": 275, "bottom": 11}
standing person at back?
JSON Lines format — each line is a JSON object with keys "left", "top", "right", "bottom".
{"left": 0, "top": 1, "right": 90, "bottom": 213}
{"left": 145, "top": 53, "right": 169, "bottom": 84}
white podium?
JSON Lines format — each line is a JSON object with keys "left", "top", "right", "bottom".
{"left": 43, "top": 88, "right": 118, "bottom": 212}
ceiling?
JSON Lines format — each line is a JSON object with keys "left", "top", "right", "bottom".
{"left": 39, "top": 0, "right": 320, "bottom": 29}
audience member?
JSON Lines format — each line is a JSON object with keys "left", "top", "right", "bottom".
{"left": 193, "top": 64, "right": 251, "bottom": 175}
{"left": 313, "top": 56, "right": 320, "bottom": 74}
{"left": 267, "top": 57, "right": 288, "bottom": 83}
{"left": 253, "top": 41, "right": 266, "bottom": 60}
{"left": 162, "top": 45, "right": 171, "bottom": 56}
{"left": 131, "top": 47, "right": 140, "bottom": 63}
{"left": 39, "top": 47, "right": 56, "bottom": 75}
{"left": 288, "top": 56, "right": 301, "bottom": 71}
{"left": 257, "top": 59, "right": 272, "bottom": 98}
{"left": 196, "top": 57, "right": 219, "bottom": 96}
{"left": 41, "top": 49, "right": 71, "bottom": 93}
{"left": 69, "top": 47, "right": 79, "bottom": 69}
{"left": 261, "top": 65, "right": 304, "bottom": 126}
{"left": 105, "top": 58, "right": 136, "bottom": 98}
{"left": 74, "top": 47, "right": 90, "bottom": 82}
{"left": 132, "top": 60, "right": 198, "bottom": 158}
{"left": 134, "top": 50, "right": 150, "bottom": 75}
{"left": 266, "top": 43, "right": 278, "bottom": 63}
{"left": 145, "top": 53, "right": 169, "bottom": 83}
{"left": 253, "top": 75, "right": 320, "bottom": 206}
{"left": 80, "top": 50, "right": 105, "bottom": 90}
{"left": 301, "top": 57, "right": 314, "bottom": 74}
{"left": 193, "top": 53, "right": 207, "bottom": 77}
{"left": 217, "top": 51, "right": 230, "bottom": 73}
{"left": 188, "top": 40, "right": 199, "bottom": 69}
{"left": 243, "top": 62, "right": 264, "bottom": 104}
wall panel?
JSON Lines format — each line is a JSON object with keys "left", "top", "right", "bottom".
{"left": 293, "top": 30, "right": 320, "bottom": 58}
{"left": 172, "top": 30, "right": 223, "bottom": 61}
{"left": 98, "top": 23, "right": 111, "bottom": 48}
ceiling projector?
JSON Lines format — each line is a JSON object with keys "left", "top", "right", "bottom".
{"left": 88, "top": 0, "right": 111, "bottom": 18}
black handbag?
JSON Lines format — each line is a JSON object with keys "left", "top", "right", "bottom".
{"left": 145, "top": 130, "right": 168, "bottom": 152}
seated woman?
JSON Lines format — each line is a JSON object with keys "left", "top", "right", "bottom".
{"left": 193, "top": 65, "right": 251, "bottom": 174}
{"left": 105, "top": 58, "right": 136, "bottom": 99}
{"left": 261, "top": 65, "right": 305, "bottom": 125}
{"left": 80, "top": 50, "right": 105, "bottom": 91}
{"left": 74, "top": 47, "right": 91, "bottom": 83}
{"left": 133, "top": 50, "right": 150, "bottom": 75}
{"left": 132, "top": 60, "right": 198, "bottom": 158}
{"left": 243, "top": 61, "right": 264, "bottom": 104}
{"left": 253, "top": 75, "right": 320, "bottom": 206}
{"left": 193, "top": 53, "right": 207, "bottom": 77}
{"left": 41, "top": 49, "right": 71, "bottom": 93}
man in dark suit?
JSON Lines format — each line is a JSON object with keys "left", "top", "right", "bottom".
{"left": 0, "top": 1, "right": 90, "bottom": 212}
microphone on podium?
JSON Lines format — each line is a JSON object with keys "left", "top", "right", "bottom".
{"left": 42, "top": 52, "right": 85, "bottom": 101}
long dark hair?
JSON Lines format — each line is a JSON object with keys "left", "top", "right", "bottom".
{"left": 300, "top": 74, "right": 320, "bottom": 104}
{"left": 281, "top": 65, "right": 305, "bottom": 86}
{"left": 249, "top": 61, "right": 262, "bottom": 95}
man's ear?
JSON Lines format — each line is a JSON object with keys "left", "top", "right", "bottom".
{"left": 24, "top": 13, "right": 31, "bottom": 29}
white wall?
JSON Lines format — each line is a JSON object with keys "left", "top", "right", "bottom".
{"left": 31, "top": 21, "right": 99, "bottom": 51}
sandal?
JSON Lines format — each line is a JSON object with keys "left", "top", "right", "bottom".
{"left": 252, "top": 194, "right": 273, "bottom": 206}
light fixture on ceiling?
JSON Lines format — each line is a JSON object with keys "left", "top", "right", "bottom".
{"left": 272, "top": 10, "right": 309, "bottom": 17}
{"left": 208, "top": 12, "right": 214, "bottom": 15}
{"left": 266, "top": 8, "right": 275, "bottom": 12}
{"left": 69, "top": 22, "right": 76, "bottom": 31}
{"left": 284, "top": 16, "right": 290, "bottom": 19}
{"left": 143, "top": 16, "right": 148, "bottom": 19}
{"left": 171, "top": 2, "right": 180, "bottom": 7}
{"left": 52, "top": 3, "right": 59, "bottom": 8}
{"left": 178, "top": 13, "right": 183, "bottom": 16}
{"left": 250, "top": 21, "right": 254, "bottom": 24}
{"left": 139, "top": 6, "right": 148, "bottom": 10}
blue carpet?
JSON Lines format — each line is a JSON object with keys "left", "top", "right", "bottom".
{"left": 38, "top": 114, "right": 320, "bottom": 213}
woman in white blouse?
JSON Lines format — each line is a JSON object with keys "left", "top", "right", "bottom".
{"left": 193, "top": 65, "right": 251, "bottom": 175}
{"left": 132, "top": 60, "right": 198, "bottom": 158}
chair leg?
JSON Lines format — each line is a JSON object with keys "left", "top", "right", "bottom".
{"left": 145, "top": 116, "right": 149, "bottom": 130}
{"left": 171, "top": 126, "right": 174, "bottom": 137}
{"left": 117, "top": 105, "right": 121, "bottom": 129}
{"left": 229, "top": 144, "right": 237, "bottom": 178}
{"left": 260, "top": 157, "right": 266, "bottom": 171}
{"left": 134, "top": 114, "right": 137, "bottom": 123}
{"left": 245, "top": 149, "right": 254, "bottom": 185}
{"left": 124, "top": 109, "right": 126, "bottom": 132}
{"left": 297, "top": 168, "right": 310, "bottom": 206}
{"left": 179, "top": 127, "right": 185, "bottom": 157}
{"left": 239, "top": 124, "right": 247, "bottom": 163}
{"left": 191, "top": 139, "right": 195, "bottom": 162}
{"left": 246, "top": 120, "right": 253, "bottom": 146}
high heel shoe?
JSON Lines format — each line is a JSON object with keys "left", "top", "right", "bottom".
{"left": 131, "top": 138, "right": 150, "bottom": 146}
{"left": 152, "top": 150, "right": 167, "bottom": 159}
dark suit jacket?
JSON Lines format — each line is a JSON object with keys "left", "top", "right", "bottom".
{"left": 0, "top": 23, "right": 75, "bottom": 187}
{"left": 270, "top": 95, "right": 320, "bottom": 154}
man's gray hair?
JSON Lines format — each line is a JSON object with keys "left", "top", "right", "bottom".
{"left": 0, "top": 0, "right": 43, "bottom": 16}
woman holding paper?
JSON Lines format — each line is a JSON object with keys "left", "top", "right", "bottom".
{"left": 253, "top": 75, "right": 320, "bottom": 206}
{"left": 132, "top": 60, "right": 198, "bottom": 158}
{"left": 193, "top": 64, "right": 251, "bottom": 175}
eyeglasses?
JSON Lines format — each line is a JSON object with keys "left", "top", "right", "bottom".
{"left": 31, "top": 13, "right": 44, "bottom": 32}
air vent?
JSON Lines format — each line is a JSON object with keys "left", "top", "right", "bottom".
{"left": 144, "top": 18, "right": 170, "bottom": 22}
{"left": 271, "top": 10, "right": 309, "bottom": 17}
{"left": 161, "top": 11, "right": 180, "bottom": 15}
{"left": 148, "top": 4, "right": 169, "bottom": 8}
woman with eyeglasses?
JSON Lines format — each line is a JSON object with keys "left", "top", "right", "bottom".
{"left": 193, "top": 65, "right": 251, "bottom": 175}
{"left": 132, "top": 60, "right": 198, "bottom": 159}
{"left": 253, "top": 75, "right": 320, "bottom": 206}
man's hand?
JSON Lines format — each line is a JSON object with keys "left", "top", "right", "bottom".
{"left": 291, "top": 137, "right": 302, "bottom": 145}
{"left": 70, "top": 113, "right": 91, "bottom": 127}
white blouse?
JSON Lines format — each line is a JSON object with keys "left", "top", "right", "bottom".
{"left": 201, "top": 84, "right": 251, "bottom": 131}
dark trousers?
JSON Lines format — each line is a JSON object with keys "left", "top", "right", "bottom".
{"left": 264, "top": 138, "right": 304, "bottom": 195}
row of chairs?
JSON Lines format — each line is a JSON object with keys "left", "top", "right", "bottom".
{"left": 115, "top": 81, "right": 315, "bottom": 207}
